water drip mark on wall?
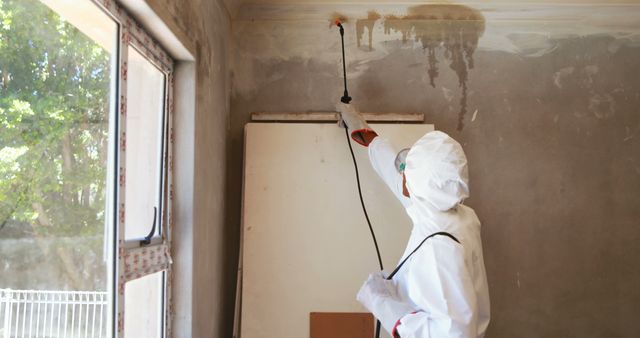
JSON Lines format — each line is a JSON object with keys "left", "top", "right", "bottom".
{"left": 356, "top": 11, "right": 381, "bottom": 51}
{"left": 351, "top": 4, "right": 485, "bottom": 131}
{"left": 384, "top": 5, "right": 485, "bottom": 131}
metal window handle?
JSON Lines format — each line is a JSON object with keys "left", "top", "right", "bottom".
{"left": 140, "top": 206, "right": 157, "bottom": 246}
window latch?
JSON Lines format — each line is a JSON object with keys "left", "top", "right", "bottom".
{"left": 140, "top": 207, "right": 157, "bottom": 246}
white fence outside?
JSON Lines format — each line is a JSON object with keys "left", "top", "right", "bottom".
{"left": 0, "top": 289, "right": 108, "bottom": 338}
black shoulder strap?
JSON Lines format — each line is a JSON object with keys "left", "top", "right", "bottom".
{"left": 386, "top": 232, "right": 460, "bottom": 280}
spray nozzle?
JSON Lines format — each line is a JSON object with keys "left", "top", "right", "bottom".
{"left": 337, "top": 22, "right": 345, "bottom": 37}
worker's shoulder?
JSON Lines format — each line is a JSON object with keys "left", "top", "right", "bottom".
{"left": 456, "top": 204, "right": 482, "bottom": 227}
{"left": 457, "top": 203, "right": 478, "bottom": 216}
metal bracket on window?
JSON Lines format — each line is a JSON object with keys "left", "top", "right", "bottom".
{"left": 140, "top": 207, "right": 157, "bottom": 246}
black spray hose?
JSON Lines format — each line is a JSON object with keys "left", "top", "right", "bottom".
{"left": 343, "top": 127, "right": 384, "bottom": 271}
{"left": 343, "top": 127, "right": 384, "bottom": 338}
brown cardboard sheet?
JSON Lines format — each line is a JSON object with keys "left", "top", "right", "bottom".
{"left": 310, "top": 312, "right": 374, "bottom": 338}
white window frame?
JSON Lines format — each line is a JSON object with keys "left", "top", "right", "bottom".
{"left": 89, "top": 1, "right": 176, "bottom": 337}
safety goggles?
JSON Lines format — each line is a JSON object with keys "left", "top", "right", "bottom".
{"left": 395, "top": 148, "right": 410, "bottom": 174}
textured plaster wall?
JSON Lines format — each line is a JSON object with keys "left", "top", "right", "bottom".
{"left": 135, "top": 0, "right": 232, "bottom": 337}
{"left": 230, "top": 3, "right": 640, "bottom": 337}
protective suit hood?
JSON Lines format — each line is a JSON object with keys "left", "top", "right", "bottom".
{"left": 404, "top": 131, "right": 469, "bottom": 212}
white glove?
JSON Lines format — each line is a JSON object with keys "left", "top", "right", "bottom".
{"left": 335, "top": 103, "right": 375, "bottom": 146}
{"left": 356, "top": 272, "right": 414, "bottom": 335}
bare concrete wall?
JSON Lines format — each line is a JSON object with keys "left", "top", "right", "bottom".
{"left": 134, "top": 0, "right": 232, "bottom": 337}
{"left": 230, "top": 3, "right": 640, "bottom": 337}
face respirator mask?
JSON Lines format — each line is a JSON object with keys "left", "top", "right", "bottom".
{"left": 395, "top": 148, "right": 410, "bottom": 174}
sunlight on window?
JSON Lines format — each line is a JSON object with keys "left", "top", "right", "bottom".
{"left": 0, "top": 0, "right": 116, "bottom": 336}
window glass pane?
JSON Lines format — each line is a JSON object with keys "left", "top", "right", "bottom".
{"left": 124, "top": 271, "right": 164, "bottom": 337}
{"left": 0, "top": 0, "right": 115, "bottom": 336}
{"left": 124, "top": 47, "right": 165, "bottom": 241}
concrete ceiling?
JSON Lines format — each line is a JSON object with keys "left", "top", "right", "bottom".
{"left": 230, "top": 0, "right": 640, "bottom": 6}
{"left": 226, "top": 0, "right": 640, "bottom": 20}
{"left": 227, "top": 0, "right": 640, "bottom": 54}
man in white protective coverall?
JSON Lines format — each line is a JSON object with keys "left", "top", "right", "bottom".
{"left": 337, "top": 103, "right": 490, "bottom": 338}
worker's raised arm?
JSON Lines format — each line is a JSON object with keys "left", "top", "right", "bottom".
{"left": 336, "top": 103, "right": 410, "bottom": 206}
{"left": 336, "top": 103, "right": 378, "bottom": 146}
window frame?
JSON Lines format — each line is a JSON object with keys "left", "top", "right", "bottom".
{"left": 89, "top": 1, "right": 176, "bottom": 337}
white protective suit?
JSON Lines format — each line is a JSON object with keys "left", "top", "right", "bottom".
{"left": 364, "top": 131, "right": 490, "bottom": 338}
